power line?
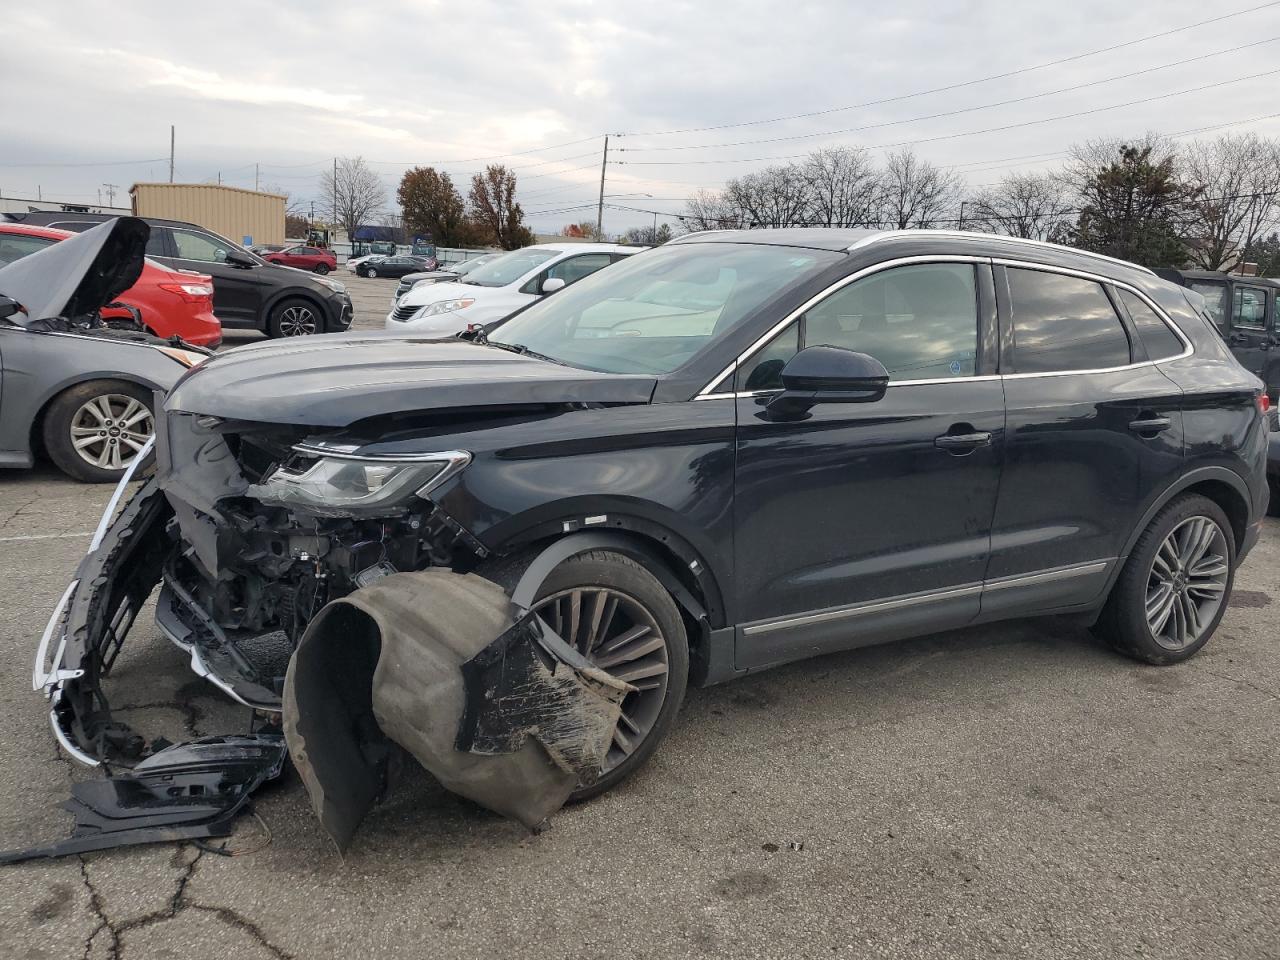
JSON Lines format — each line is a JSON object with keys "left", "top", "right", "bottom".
{"left": 614, "top": 68, "right": 1280, "bottom": 166}
{"left": 618, "top": 38, "right": 1280, "bottom": 154}
{"left": 0, "top": 156, "right": 168, "bottom": 168}
{"left": 620, "top": 1, "right": 1280, "bottom": 137}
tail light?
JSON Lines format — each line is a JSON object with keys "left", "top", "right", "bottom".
{"left": 1259, "top": 393, "right": 1271, "bottom": 415}
{"left": 158, "top": 282, "right": 213, "bottom": 303}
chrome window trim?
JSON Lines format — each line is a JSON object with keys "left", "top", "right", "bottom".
{"left": 697, "top": 254, "right": 990, "bottom": 397}
{"left": 695, "top": 253, "right": 1194, "bottom": 398}
{"left": 848, "top": 230, "right": 1158, "bottom": 278}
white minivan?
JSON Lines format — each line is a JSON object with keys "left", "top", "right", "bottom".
{"left": 385, "top": 242, "right": 642, "bottom": 334}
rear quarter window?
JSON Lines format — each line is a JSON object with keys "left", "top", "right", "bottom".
{"left": 1118, "top": 289, "right": 1184, "bottom": 361}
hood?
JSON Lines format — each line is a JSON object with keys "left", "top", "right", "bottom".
{"left": 402, "top": 269, "right": 457, "bottom": 284}
{"left": 400, "top": 279, "right": 486, "bottom": 307}
{"left": 0, "top": 217, "right": 147, "bottom": 325}
{"left": 165, "top": 332, "right": 657, "bottom": 426}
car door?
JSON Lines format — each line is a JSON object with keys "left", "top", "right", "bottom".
{"left": 731, "top": 258, "right": 1006, "bottom": 669}
{"left": 981, "top": 263, "right": 1186, "bottom": 621}
{"left": 159, "top": 226, "right": 265, "bottom": 328}
{"left": 1227, "top": 282, "right": 1273, "bottom": 383}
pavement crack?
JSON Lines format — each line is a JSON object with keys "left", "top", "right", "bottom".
{"left": 1201, "top": 667, "right": 1280, "bottom": 703}
{"left": 0, "top": 495, "right": 41, "bottom": 531}
{"left": 187, "top": 903, "right": 297, "bottom": 960}
{"left": 78, "top": 855, "right": 120, "bottom": 960}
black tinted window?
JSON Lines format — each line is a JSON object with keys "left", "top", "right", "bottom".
{"left": 1007, "top": 268, "right": 1130, "bottom": 373}
{"left": 0, "top": 233, "right": 56, "bottom": 267}
{"left": 1188, "top": 281, "right": 1228, "bottom": 331}
{"left": 1119, "top": 290, "right": 1183, "bottom": 361}
{"left": 803, "top": 263, "right": 978, "bottom": 381}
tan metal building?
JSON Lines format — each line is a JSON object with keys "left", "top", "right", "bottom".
{"left": 130, "top": 183, "right": 286, "bottom": 246}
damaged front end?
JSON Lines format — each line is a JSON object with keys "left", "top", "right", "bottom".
{"left": 28, "top": 404, "right": 633, "bottom": 856}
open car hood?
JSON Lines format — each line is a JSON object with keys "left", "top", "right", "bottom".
{"left": 0, "top": 217, "right": 148, "bottom": 326}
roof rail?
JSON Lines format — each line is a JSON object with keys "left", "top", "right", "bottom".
{"left": 849, "top": 230, "right": 1158, "bottom": 277}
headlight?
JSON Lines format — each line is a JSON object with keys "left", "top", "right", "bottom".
{"left": 317, "top": 277, "right": 347, "bottom": 294}
{"left": 247, "top": 448, "right": 470, "bottom": 516}
{"left": 156, "top": 346, "right": 210, "bottom": 368}
{"left": 421, "top": 298, "right": 475, "bottom": 317}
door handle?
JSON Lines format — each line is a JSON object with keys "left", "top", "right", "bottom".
{"left": 934, "top": 431, "right": 992, "bottom": 451}
{"left": 1128, "top": 417, "right": 1171, "bottom": 433}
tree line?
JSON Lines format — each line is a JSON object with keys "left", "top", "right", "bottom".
{"left": 679, "top": 134, "right": 1280, "bottom": 272}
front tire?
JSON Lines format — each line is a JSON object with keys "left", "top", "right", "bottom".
{"left": 1095, "top": 494, "right": 1235, "bottom": 664}
{"left": 529, "top": 550, "right": 688, "bottom": 800}
{"left": 267, "top": 297, "right": 322, "bottom": 337}
{"left": 42, "top": 380, "right": 155, "bottom": 483}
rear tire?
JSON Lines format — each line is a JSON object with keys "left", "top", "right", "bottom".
{"left": 313, "top": 263, "right": 330, "bottom": 275}
{"left": 367, "top": 267, "right": 378, "bottom": 278}
{"left": 526, "top": 550, "right": 688, "bottom": 800}
{"left": 42, "top": 380, "right": 155, "bottom": 483}
{"left": 1094, "top": 494, "right": 1235, "bottom": 664}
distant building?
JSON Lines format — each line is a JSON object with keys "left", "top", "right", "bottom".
{"left": 0, "top": 196, "right": 129, "bottom": 217}
{"left": 130, "top": 183, "right": 286, "bottom": 246}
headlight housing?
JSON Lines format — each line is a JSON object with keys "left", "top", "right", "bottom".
{"left": 247, "top": 447, "right": 470, "bottom": 517}
{"left": 421, "top": 298, "right": 475, "bottom": 317}
{"left": 316, "top": 277, "right": 347, "bottom": 294}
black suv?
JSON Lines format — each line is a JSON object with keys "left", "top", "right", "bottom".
{"left": 3, "top": 211, "right": 352, "bottom": 337}
{"left": 43, "top": 228, "right": 1269, "bottom": 842}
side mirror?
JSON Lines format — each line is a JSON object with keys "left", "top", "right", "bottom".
{"left": 541, "top": 277, "right": 566, "bottom": 294}
{"left": 224, "top": 250, "right": 255, "bottom": 268}
{"left": 764, "top": 345, "right": 890, "bottom": 421}
{"left": 0, "top": 296, "right": 21, "bottom": 320}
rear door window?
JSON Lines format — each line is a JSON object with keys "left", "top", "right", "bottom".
{"left": 1006, "top": 268, "right": 1131, "bottom": 373}
{"left": 1118, "top": 289, "right": 1184, "bottom": 361}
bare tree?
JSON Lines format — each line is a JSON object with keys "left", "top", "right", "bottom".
{"left": 680, "top": 189, "right": 747, "bottom": 232}
{"left": 879, "top": 148, "right": 962, "bottom": 228}
{"left": 320, "top": 156, "right": 386, "bottom": 238}
{"left": 469, "top": 164, "right": 533, "bottom": 249}
{"left": 966, "top": 172, "right": 1071, "bottom": 241}
{"left": 724, "top": 165, "right": 811, "bottom": 227}
{"left": 1183, "top": 133, "right": 1280, "bottom": 271}
{"left": 800, "top": 146, "right": 881, "bottom": 227}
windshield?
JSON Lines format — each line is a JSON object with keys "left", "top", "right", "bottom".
{"left": 452, "top": 255, "right": 495, "bottom": 276}
{"left": 489, "top": 242, "right": 842, "bottom": 374}
{"left": 460, "top": 248, "right": 558, "bottom": 287}
{"left": 1188, "top": 281, "right": 1228, "bottom": 331}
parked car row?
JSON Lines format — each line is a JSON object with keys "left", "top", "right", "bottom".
{"left": 4, "top": 212, "right": 353, "bottom": 339}
{"left": 392, "top": 253, "right": 500, "bottom": 302}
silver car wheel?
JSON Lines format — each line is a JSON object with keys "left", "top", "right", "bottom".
{"left": 278, "top": 305, "right": 317, "bottom": 336}
{"left": 534, "top": 586, "right": 670, "bottom": 774}
{"left": 1145, "top": 515, "right": 1229, "bottom": 650}
{"left": 69, "top": 394, "right": 154, "bottom": 472}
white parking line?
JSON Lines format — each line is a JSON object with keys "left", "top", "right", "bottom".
{"left": 0, "top": 532, "right": 93, "bottom": 542}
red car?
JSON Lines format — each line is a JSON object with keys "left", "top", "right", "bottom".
{"left": 0, "top": 224, "right": 222, "bottom": 347}
{"left": 262, "top": 244, "right": 338, "bottom": 275}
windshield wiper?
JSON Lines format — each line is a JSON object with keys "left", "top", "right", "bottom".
{"left": 486, "top": 340, "right": 569, "bottom": 367}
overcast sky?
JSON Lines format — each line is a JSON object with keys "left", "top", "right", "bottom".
{"left": 4, "top": 0, "right": 1280, "bottom": 235}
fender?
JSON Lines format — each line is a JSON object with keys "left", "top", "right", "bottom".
{"left": 484, "top": 503, "right": 728, "bottom": 628}
{"left": 507, "top": 530, "right": 741, "bottom": 689}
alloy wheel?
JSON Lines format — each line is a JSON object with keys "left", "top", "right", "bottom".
{"left": 534, "top": 586, "right": 670, "bottom": 773}
{"left": 69, "top": 394, "right": 154, "bottom": 472}
{"left": 277, "top": 305, "right": 317, "bottom": 336}
{"left": 1145, "top": 515, "right": 1229, "bottom": 650}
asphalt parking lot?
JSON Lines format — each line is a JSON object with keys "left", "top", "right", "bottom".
{"left": 1, "top": 275, "right": 1278, "bottom": 959}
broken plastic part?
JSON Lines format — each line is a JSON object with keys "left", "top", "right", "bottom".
{"left": 283, "top": 567, "right": 630, "bottom": 852}
{"left": 0, "top": 735, "right": 286, "bottom": 864}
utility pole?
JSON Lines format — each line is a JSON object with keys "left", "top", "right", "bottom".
{"left": 254, "top": 163, "right": 260, "bottom": 191}
{"left": 332, "top": 157, "right": 338, "bottom": 239}
{"left": 169, "top": 126, "right": 175, "bottom": 183}
{"left": 957, "top": 201, "right": 966, "bottom": 231}
{"left": 102, "top": 183, "right": 119, "bottom": 207}
{"left": 595, "top": 135, "right": 609, "bottom": 239}
{"left": 217, "top": 172, "right": 222, "bottom": 185}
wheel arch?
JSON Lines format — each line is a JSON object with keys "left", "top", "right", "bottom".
{"left": 262, "top": 288, "right": 330, "bottom": 332}
{"left": 1098, "top": 466, "right": 1253, "bottom": 607}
